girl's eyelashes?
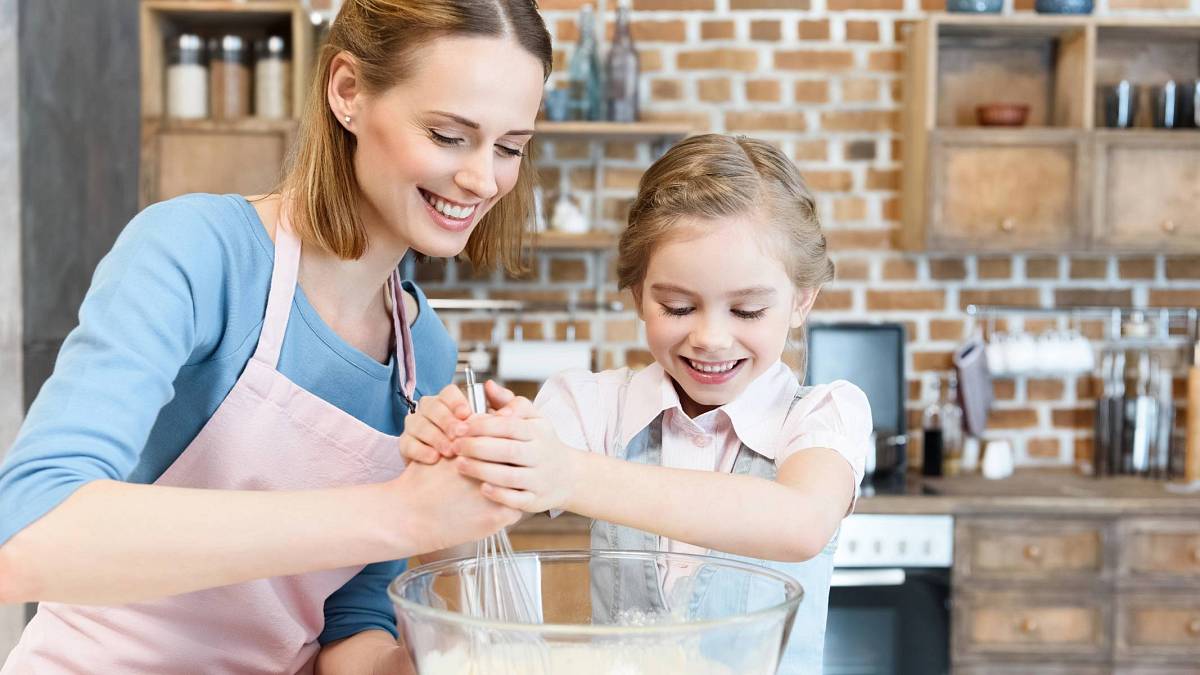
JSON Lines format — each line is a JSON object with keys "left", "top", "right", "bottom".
{"left": 657, "top": 305, "right": 768, "bottom": 320}
{"left": 496, "top": 144, "right": 525, "bottom": 158}
{"left": 428, "top": 130, "right": 463, "bottom": 146}
{"left": 732, "top": 308, "right": 767, "bottom": 320}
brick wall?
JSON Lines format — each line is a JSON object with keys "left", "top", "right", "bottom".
{"left": 414, "top": 0, "right": 1200, "bottom": 469}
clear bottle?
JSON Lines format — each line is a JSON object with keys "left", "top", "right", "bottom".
{"left": 210, "top": 34, "right": 250, "bottom": 120}
{"left": 921, "top": 373, "right": 944, "bottom": 477}
{"left": 568, "top": 4, "right": 603, "bottom": 121}
{"left": 941, "top": 372, "right": 964, "bottom": 477}
{"left": 605, "top": 0, "right": 640, "bottom": 122}
{"left": 254, "top": 35, "right": 291, "bottom": 120}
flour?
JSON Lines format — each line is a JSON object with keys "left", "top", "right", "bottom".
{"left": 418, "top": 641, "right": 750, "bottom": 675}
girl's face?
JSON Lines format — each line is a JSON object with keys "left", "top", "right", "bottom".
{"left": 332, "top": 35, "right": 544, "bottom": 257}
{"left": 638, "top": 217, "right": 816, "bottom": 418}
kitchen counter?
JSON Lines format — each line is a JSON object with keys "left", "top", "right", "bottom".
{"left": 512, "top": 469, "right": 1200, "bottom": 536}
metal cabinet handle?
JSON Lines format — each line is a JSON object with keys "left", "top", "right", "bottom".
{"left": 999, "top": 217, "right": 1017, "bottom": 233}
{"left": 1024, "top": 544, "right": 1043, "bottom": 561}
{"left": 1162, "top": 220, "right": 1177, "bottom": 234}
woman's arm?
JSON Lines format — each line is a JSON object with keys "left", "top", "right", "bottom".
{"left": 315, "top": 630, "right": 414, "bottom": 675}
{"left": 0, "top": 458, "right": 518, "bottom": 605}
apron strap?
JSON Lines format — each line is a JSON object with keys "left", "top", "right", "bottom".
{"left": 252, "top": 208, "right": 302, "bottom": 369}
{"left": 388, "top": 270, "right": 418, "bottom": 413}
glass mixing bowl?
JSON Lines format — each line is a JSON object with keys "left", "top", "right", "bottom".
{"left": 389, "top": 549, "right": 803, "bottom": 675}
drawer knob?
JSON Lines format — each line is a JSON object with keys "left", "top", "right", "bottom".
{"left": 999, "top": 217, "right": 1017, "bottom": 233}
{"left": 1162, "top": 220, "right": 1177, "bottom": 234}
{"left": 1188, "top": 618, "right": 1200, "bottom": 636}
{"left": 1019, "top": 617, "right": 1039, "bottom": 634}
{"left": 1190, "top": 546, "right": 1200, "bottom": 564}
{"left": 1024, "top": 544, "right": 1043, "bottom": 561}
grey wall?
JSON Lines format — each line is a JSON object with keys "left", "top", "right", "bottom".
{"left": 1, "top": 0, "right": 26, "bottom": 656}
{"left": 20, "top": 0, "right": 140, "bottom": 404}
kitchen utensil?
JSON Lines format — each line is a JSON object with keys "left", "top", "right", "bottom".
{"left": 1127, "top": 351, "right": 1157, "bottom": 475}
{"left": 463, "top": 367, "right": 541, "bottom": 628}
{"left": 1186, "top": 339, "right": 1200, "bottom": 483}
{"left": 1102, "top": 81, "right": 1139, "bottom": 128}
{"left": 391, "top": 550, "right": 803, "bottom": 675}
{"left": 946, "top": 0, "right": 1002, "bottom": 12}
{"left": 1152, "top": 81, "right": 1182, "bottom": 129}
{"left": 953, "top": 337, "right": 993, "bottom": 438}
{"left": 1034, "top": 0, "right": 1093, "bottom": 13}
{"left": 975, "top": 102, "right": 1030, "bottom": 127}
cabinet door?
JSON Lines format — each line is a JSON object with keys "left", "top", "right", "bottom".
{"left": 1118, "top": 519, "right": 1200, "bottom": 586}
{"left": 928, "top": 131, "right": 1087, "bottom": 252}
{"left": 956, "top": 517, "right": 1112, "bottom": 584}
{"left": 1115, "top": 593, "right": 1200, "bottom": 664}
{"left": 1095, "top": 135, "right": 1200, "bottom": 251}
{"left": 954, "top": 590, "right": 1111, "bottom": 661}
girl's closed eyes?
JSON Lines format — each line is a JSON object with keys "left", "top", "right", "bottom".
{"left": 657, "top": 304, "right": 768, "bottom": 320}
{"left": 426, "top": 128, "right": 526, "bottom": 158}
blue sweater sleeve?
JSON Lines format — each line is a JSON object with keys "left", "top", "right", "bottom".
{"left": 0, "top": 198, "right": 229, "bottom": 545}
{"left": 318, "top": 559, "right": 407, "bottom": 644}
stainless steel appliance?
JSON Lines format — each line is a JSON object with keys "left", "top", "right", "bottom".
{"left": 823, "top": 514, "right": 953, "bottom": 675}
{"left": 806, "top": 323, "right": 908, "bottom": 493}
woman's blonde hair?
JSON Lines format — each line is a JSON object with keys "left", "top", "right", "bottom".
{"left": 280, "top": 0, "right": 552, "bottom": 274}
{"left": 617, "top": 134, "right": 835, "bottom": 375}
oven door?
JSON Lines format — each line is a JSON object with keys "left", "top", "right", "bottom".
{"left": 823, "top": 567, "right": 951, "bottom": 675}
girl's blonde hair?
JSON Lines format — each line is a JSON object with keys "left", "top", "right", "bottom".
{"left": 617, "top": 134, "right": 835, "bottom": 376}
{"left": 279, "top": 0, "right": 552, "bottom": 274}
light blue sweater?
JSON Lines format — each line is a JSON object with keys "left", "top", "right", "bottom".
{"left": 0, "top": 193, "right": 457, "bottom": 643}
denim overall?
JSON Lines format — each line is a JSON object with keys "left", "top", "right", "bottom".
{"left": 589, "top": 374, "right": 837, "bottom": 675}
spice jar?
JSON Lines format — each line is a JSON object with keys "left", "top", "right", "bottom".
{"left": 210, "top": 34, "right": 251, "bottom": 120}
{"left": 165, "top": 33, "right": 207, "bottom": 119}
{"left": 254, "top": 35, "right": 291, "bottom": 119}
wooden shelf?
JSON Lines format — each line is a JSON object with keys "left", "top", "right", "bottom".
{"left": 533, "top": 121, "right": 693, "bottom": 140}
{"left": 146, "top": 117, "right": 298, "bottom": 133}
{"left": 142, "top": 0, "right": 300, "bottom": 15}
{"left": 527, "top": 231, "right": 617, "bottom": 250}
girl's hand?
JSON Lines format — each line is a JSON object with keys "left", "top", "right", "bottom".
{"left": 397, "top": 384, "right": 472, "bottom": 464}
{"left": 451, "top": 390, "right": 582, "bottom": 513}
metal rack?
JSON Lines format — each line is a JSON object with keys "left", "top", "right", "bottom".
{"left": 428, "top": 298, "right": 623, "bottom": 313}
{"left": 965, "top": 305, "right": 1199, "bottom": 347}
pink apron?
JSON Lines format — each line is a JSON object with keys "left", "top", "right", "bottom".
{"left": 3, "top": 214, "right": 415, "bottom": 674}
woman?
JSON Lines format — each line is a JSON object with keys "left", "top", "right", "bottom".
{"left": 0, "top": 1, "right": 551, "bottom": 672}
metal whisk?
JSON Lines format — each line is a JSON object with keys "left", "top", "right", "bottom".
{"left": 462, "top": 366, "right": 541, "bottom": 626}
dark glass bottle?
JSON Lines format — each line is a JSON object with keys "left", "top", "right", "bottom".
{"left": 922, "top": 374, "right": 944, "bottom": 477}
{"left": 605, "top": 1, "right": 640, "bottom": 122}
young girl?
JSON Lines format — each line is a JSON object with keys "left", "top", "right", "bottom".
{"left": 402, "top": 133, "right": 872, "bottom": 674}
{"left": 0, "top": 1, "right": 550, "bottom": 672}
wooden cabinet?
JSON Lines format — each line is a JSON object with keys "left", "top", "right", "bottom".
{"left": 956, "top": 590, "right": 1110, "bottom": 660}
{"left": 929, "top": 131, "right": 1087, "bottom": 252}
{"left": 957, "top": 517, "right": 1109, "bottom": 582}
{"left": 901, "top": 16, "right": 1200, "bottom": 253}
{"left": 1093, "top": 133, "right": 1200, "bottom": 252}
{"left": 138, "top": 1, "right": 313, "bottom": 207}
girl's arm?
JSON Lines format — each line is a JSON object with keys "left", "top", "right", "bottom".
{"left": 0, "top": 457, "right": 518, "bottom": 605}
{"left": 453, "top": 409, "right": 854, "bottom": 562}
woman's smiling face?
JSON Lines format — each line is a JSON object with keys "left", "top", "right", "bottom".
{"left": 334, "top": 34, "right": 544, "bottom": 256}
{"left": 639, "top": 217, "right": 814, "bottom": 418}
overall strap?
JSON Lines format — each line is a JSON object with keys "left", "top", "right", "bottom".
{"left": 252, "top": 210, "right": 302, "bottom": 369}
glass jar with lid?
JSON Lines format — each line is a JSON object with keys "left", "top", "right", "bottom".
{"left": 254, "top": 35, "right": 291, "bottom": 120}
{"left": 210, "top": 34, "right": 251, "bottom": 120}
{"left": 165, "top": 33, "right": 207, "bottom": 119}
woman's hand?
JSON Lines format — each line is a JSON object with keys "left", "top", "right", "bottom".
{"left": 387, "top": 455, "right": 520, "bottom": 554}
{"left": 398, "top": 381, "right": 533, "bottom": 464}
{"left": 450, "top": 385, "right": 582, "bottom": 513}
{"left": 398, "top": 384, "right": 472, "bottom": 464}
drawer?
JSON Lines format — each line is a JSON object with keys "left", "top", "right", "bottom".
{"left": 1119, "top": 519, "right": 1200, "bottom": 584}
{"left": 927, "top": 131, "right": 1087, "bottom": 252}
{"left": 957, "top": 518, "right": 1111, "bottom": 583}
{"left": 954, "top": 590, "right": 1110, "bottom": 661}
{"left": 1094, "top": 136, "right": 1200, "bottom": 252}
{"left": 954, "top": 665, "right": 1108, "bottom": 675}
{"left": 1115, "top": 593, "right": 1200, "bottom": 662}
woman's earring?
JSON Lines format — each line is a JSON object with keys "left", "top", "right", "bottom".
{"left": 344, "top": 114, "right": 352, "bottom": 125}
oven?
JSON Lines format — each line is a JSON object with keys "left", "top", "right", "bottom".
{"left": 823, "top": 514, "right": 954, "bottom": 675}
